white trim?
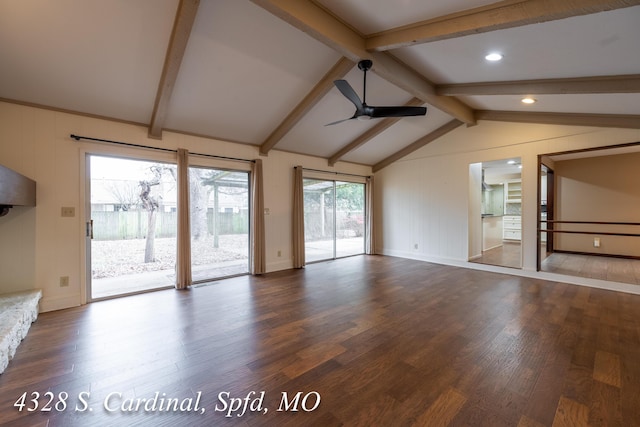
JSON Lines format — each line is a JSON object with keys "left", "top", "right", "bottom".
{"left": 39, "top": 294, "right": 82, "bottom": 313}
{"left": 267, "top": 260, "right": 293, "bottom": 272}
{"left": 80, "top": 152, "right": 89, "bottom": 305}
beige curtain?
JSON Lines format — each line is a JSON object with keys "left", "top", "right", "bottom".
{"left": 176, "top": 148, "right": 192, "bottom": 289}
{"left": 251, "top": 159, "right": 266, "bottom": 274}
{"left": 292, "top": 166, "right": 305, "bottom": 268}
{"left": 365, "top": 175, "right": 376, "bottom": 255}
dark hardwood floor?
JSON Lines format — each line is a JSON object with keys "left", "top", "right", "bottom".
{"left": 471, "top": 241, "right": 522, "bottom": 269}
{"left": 2, "top": 255, "right": 640, "bottom": 426}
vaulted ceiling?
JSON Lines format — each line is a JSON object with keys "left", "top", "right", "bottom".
{"left": 1, "top": 0, "right": 639, "bottom": 171}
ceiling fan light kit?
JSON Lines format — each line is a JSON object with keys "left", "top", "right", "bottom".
{"left": 326, "top": 59, "right": 427, "bottom": 126}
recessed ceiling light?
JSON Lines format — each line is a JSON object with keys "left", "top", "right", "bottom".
{"left": 485, "top": 53, "right": 503, "bottom": 61}
{"left": 521, "top": 97, "right": 536, "bottom": 104}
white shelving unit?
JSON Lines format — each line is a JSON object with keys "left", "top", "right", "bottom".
{"left": 503, "top": 179, "right": 522, "bottom": 241}
{"left": 505, "top": 180, "right": 521, "bottom": 203}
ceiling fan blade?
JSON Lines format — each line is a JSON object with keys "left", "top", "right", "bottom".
{"left": 333, "top": 80, "right": 363, "bottom": 110}
{"left": 325, "top": 116, "right": 357, "bottom": 126}
{"left": 369, "top": 106, "right": 427, "bottom": 118}
{"left": 327, "top": 62, "right": 427, "bottom": 126}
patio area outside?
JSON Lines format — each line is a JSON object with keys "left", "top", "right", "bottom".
{"left": 91, "top": 234, "right": 366, "bottom": 299}
{"left": 91, "top": 234, "right": 248, "bottom": 299}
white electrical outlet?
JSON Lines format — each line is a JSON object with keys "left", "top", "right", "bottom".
{"left": 61, "top": 207, "right": 75, "bottom": 217}
{"left": 594, "top": 237, "right": 601, "bottom": 248}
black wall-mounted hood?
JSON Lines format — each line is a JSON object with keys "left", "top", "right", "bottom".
{"left": 0, "top": 164, "right": 36, "bottom": 216}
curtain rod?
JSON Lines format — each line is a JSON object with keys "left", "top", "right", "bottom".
{"left": 70, "top": 134, "right": 255, "bottom": 164}
{"left": 300, "top": 167, "right": 370, "bottom": 179}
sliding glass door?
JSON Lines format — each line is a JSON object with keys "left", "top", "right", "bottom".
{"left": 189, "top": 167, "right": 249, "bottom": 282}
{"left": 88, "top": 155, "right": 177, "bottom": 299}
{"left": 87, "top": 155, "right": 251, "bottom": 300}
{"left": 335, "top": 181, "right": 365, "bottom": 258}
{"left": 303, "top": 179, "right": 365, "bottom": 263}
{"left": 304, "top": 179, "right": 335, "bottom": 262}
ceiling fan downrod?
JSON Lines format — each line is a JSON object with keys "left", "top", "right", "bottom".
{"left": 358, "top": 59, "right": 372, "bottom": 105}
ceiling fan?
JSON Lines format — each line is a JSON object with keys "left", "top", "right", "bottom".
{"left": 326, "top": 59, "right": 427, "bottom": 126}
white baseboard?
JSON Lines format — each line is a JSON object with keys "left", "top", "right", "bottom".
{"left": 482, "top": 243, "right": 503, "bottom": 252}
{"left": 39, "top": 294, "right": 81, "bottom": 313}
{"left": 266, "top": 260, "right": 293, "bottom": 273}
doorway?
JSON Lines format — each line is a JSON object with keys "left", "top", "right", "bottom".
{"left": 538, "top": 163, "right": 554, "bottom": 269}
{"left": 87, "top": 155, "right": 177, "bottom": 300}
{"left": 469, "top": 158, "right": 522, "bottom": 269}
{"left": 303, "top": 179, "right": 365, "bottom": 263}
{"left": 536, "top": 144, "right": 640, "bottom": 285}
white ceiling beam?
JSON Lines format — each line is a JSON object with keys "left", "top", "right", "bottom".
{"left": 372, "top": 120, "right": 464, "bottom": 172}
{"left": 476, "top": 110, "right": 640, "bottom": 128}
{"left": 250, "top": 0, "right": 476, "bottom": 125}
{"left": 366, "top": 0, "right": 640, "bottom": 51}
{"left": 436, "top": 75, "right": 640, "bottom": 96}
{"left": 328, "top": 98, "right": 425, "bottom": 166}
{"left": 148, "top": 0, "right": 200, "bottom": 139}
{"left": 259, "top": 57, "right": 354, "bottom": 156}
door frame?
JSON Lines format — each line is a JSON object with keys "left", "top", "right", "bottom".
{"left": 537, "top": 159, "right": 555, "bottom": 271}
{"left": 82, "top": 148, "right": 254, "bottom": 302}
{"left": 187, "top": 164, "right": 252, "bottom": 284}
{"left": 82, "top": 150, "right": 177, "bottom": 302}
{"left": 302, "top": 177, "right": 367, "bottom": 263}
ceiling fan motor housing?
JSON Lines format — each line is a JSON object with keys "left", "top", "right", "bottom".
{"left": 358, "top": 59, "right": 373, "bottom": 72}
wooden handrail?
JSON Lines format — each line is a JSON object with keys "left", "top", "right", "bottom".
{"left": 541, "top": 220, "right": 640, "bottom": 226}
{"left": 538, "top": 229, "right": 640, "bottom": 237}
{"left": 539, "top": 220, "right": 640, "bottom": 237}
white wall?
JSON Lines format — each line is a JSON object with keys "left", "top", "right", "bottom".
{"left": 0, "top": 101, "right": 371, "bottom": 311}
{"left": 468, "top": 163, "right": 482, "bottom": 259}
{"left": 375, "top": 120, "right": 640, "bottom": 275}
